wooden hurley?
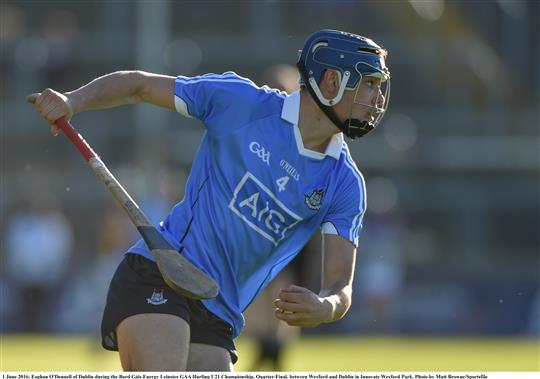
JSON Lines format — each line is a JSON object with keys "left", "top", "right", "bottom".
{"left": 54, "top": 116, "right": 218, "bottom": 299}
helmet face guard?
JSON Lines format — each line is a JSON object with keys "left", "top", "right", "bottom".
{"left": 297, "top": 30, "right": 391, "bottom": 139}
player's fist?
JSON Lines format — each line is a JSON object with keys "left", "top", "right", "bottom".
{"left": 273, "top": 284, "right": 333, "bottom": 328}
{"left": 26, "top": 89, "right": 74, "bottom": 136}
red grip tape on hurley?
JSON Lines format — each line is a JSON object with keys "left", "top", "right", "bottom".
{"left": 55, "top": 117, "right": 97, "bottom": 162}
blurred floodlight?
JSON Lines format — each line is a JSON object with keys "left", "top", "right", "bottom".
{"left": 274, "top": 65, "right": 300, "bottom": 92}
{"left": 367, "top": 176, "right": 398, "bottom": 214}
{"left": 14, "top": 37, "right": 49, "bottom": 71}
{"left": 383, "top": 114, "right": 418, "bottom": 152}
{"left": 262, "top": 64, "right": 300, "bottom": 94}
{"left": 466, "top": 40, "right": 502, "bottom": 85}
{"left": 496, "top": 0, "right": 526, "bottom": 19}
{"left": 408, "top": 0, "right": 445, "bottom": 22}
{"left": 164, "top": 38, "right": 203, "bottom": 75}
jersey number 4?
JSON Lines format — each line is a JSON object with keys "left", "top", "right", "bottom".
{"left": 276, "top": 176, "right": 289, "bottom": 192}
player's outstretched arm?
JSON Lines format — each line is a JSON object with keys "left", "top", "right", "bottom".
{"left": 317, "top": 233, "right": 356, "bottom": 321}
{"left": 274, "top": 234, "right": 355, "bottom": 327}
{"left": 26, "top": 71, "right": 175, "bottom": 135}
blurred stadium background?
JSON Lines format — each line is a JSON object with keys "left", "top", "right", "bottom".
{"left": 1, "top": 0, "right": 538, "bottom": 372}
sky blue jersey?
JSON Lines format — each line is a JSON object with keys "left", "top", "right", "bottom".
{"left": 129, "top": 72, "right": 366, "bottom": 337}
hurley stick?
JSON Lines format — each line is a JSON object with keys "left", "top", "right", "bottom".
{"left": 51, "top": 116, "right": 218, "bottom": 299}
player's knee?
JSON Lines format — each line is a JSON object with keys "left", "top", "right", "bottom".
{"left": 116, "top": 314, "right": 190, "bottom": 371}
{"left": 187, "top": 343, "right": 233, "bottom": 371}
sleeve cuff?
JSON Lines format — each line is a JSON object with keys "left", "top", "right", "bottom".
{"left": 321, "top": 222, "right": 338, "bottom": 235}
{"left": 174, "top": 95, "right": 193, "bottom": 118}
{"left": 321, "top": 222, "right": 359, "bottom": 247}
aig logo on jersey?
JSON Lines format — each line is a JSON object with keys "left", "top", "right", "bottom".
{"left": 229, "top": 172, "right": 302, "bottom": 246}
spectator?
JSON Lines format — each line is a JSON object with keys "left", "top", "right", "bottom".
{"left": 5, "top": 199, "right": 74, "bottom": 331}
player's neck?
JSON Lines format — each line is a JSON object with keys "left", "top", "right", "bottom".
{"left": 298, "top": 90, "right": 338, "bottom": 153}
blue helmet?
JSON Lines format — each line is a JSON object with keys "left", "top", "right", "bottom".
{"left": 297, "top": 29, "right": 391, "bottom": 139}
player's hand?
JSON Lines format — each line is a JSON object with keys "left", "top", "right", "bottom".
{"left": 273, "top": 284, "right": 333, "bottom": 328}
{"left": 26, "top": 89, "right": 74, "bottom": 136}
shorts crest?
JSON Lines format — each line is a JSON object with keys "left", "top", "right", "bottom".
{"left": 147, "top": 288, "right": 168, "bottom": 305}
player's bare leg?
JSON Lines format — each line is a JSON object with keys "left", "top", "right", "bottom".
{"left": 187, "top": 343, "right": 233, "bottom": 371}
{"left": 116, "top": 314, "right": 190, "bottom": 371}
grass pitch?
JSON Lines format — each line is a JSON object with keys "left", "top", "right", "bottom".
{"left": 1, "top": 335, "right": 538, "bottom": 371}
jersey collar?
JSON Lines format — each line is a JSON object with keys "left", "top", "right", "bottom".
{"left": 281, "top": 90, "right": 343, "bottom": 160}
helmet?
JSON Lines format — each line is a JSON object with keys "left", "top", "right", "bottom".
{"left": 297, "top": 29, "right": 391, "bottom": 139}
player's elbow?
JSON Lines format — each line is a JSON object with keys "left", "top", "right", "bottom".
{"left": 130, "top": 70, "right": 148, "bottom": 102}
{"left": 102, "top": 70, "right": 147, "bottom": 104}
{"left": 337, "top": 286, "right": 353, "bottom": 319}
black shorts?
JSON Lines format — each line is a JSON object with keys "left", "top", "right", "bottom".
{"left": 101, "top": 253, "right": 238, "bottom": 364}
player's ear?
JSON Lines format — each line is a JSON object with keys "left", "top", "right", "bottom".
{"left": 321, "top": 69, "right": 340, "bottom": 95}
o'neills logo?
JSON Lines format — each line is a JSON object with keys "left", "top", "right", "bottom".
{"left": 280, "top": 159, "right": 300, "bottom": 181}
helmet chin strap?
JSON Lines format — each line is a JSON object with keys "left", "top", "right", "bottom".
{"left": 297, "top": 61, "right": 374, "bottom": 139}
{"left": 342, "top": 118, "right": 375, "bottom": 139}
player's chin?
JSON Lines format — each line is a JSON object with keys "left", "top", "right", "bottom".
{"left": 350, "top": 114, "right": 371, "bottom": 123}
{"left": 363, "top": 113, "right": 374, "bottom": 123}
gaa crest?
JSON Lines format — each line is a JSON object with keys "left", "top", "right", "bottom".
{"left": 147, "top": 288, "right": 168, "bottom": 305}
{"left": 305, "top": 188, "right": 325, "bottom": 211}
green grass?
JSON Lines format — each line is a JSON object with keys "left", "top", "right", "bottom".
{"left": 1, "top": 335, "right": 538, "bottom": 371}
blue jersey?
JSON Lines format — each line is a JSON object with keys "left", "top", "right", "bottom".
{"left": 129, "top": 72, "right": 366, "bottom": 337}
